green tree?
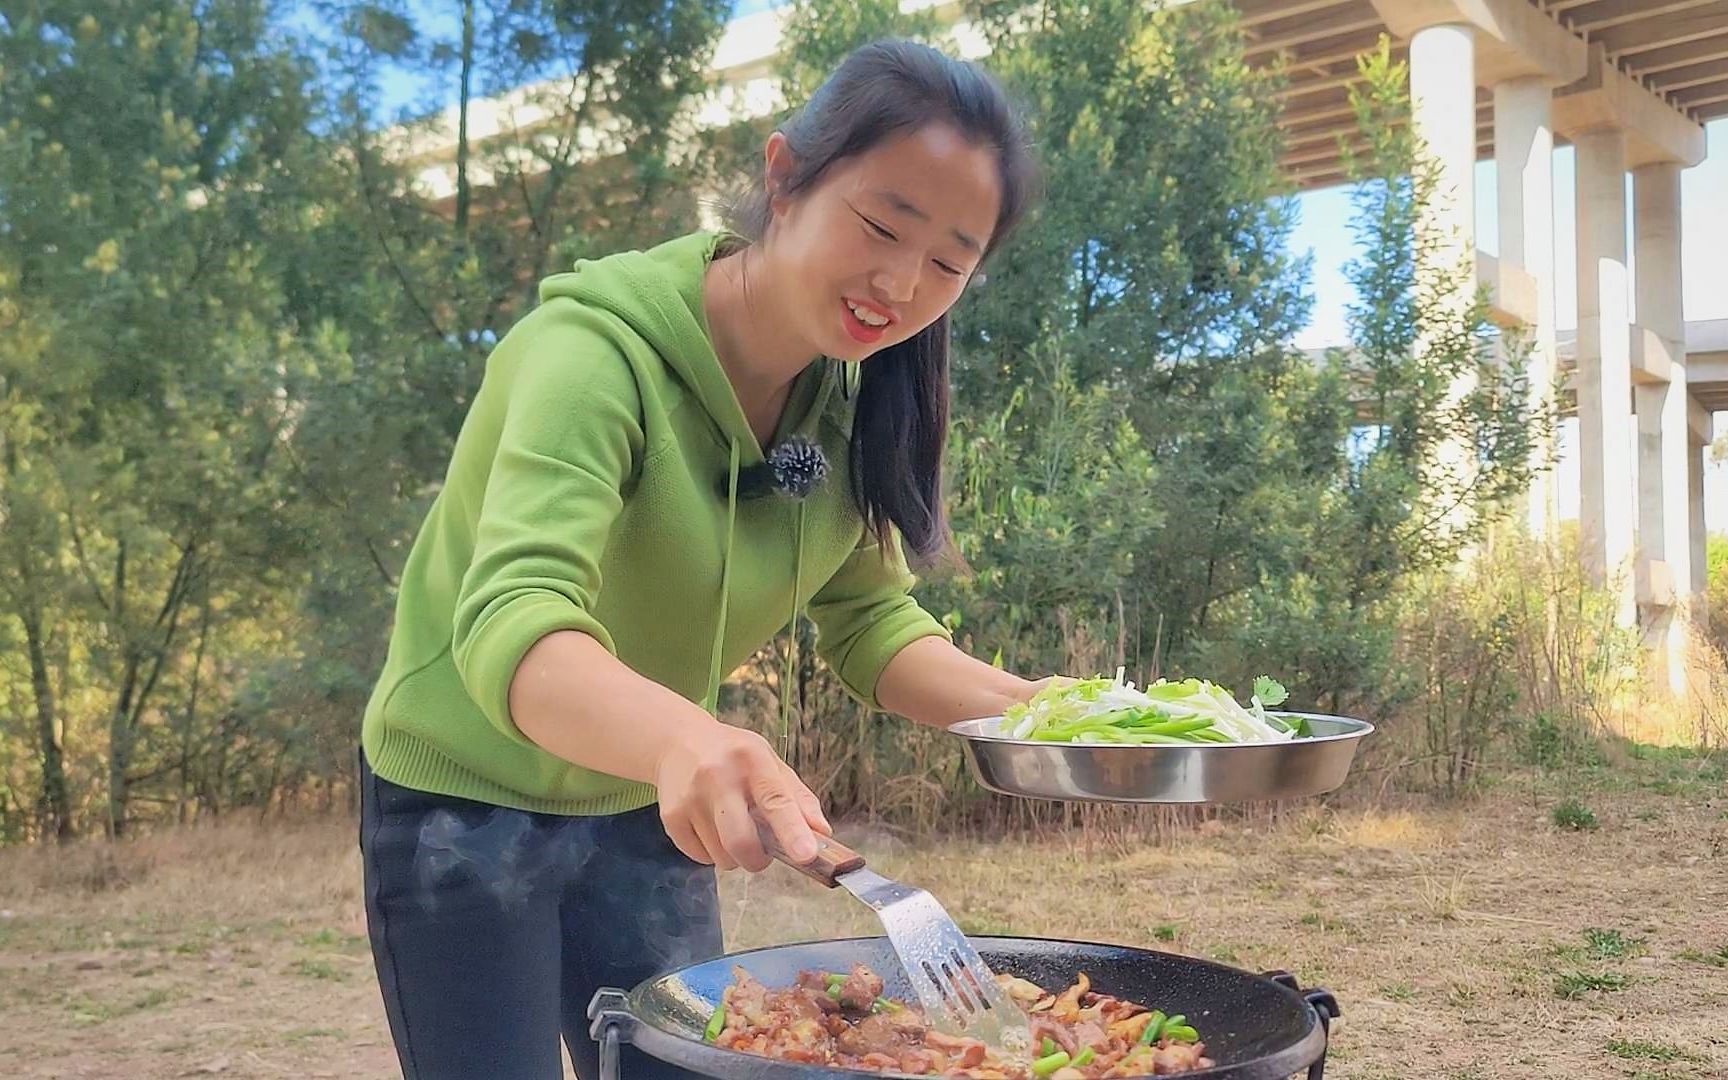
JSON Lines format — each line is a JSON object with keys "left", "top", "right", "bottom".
{"left": 1185, "top": 41, "right": 1552, "bottom": 711}
{"left": 778, "top": 0, "right": 946, "bottom": 103}
{"left": 925, "top": 345, "right": 1160, "bottom": 675}
{"left": 961, "top": 0, "right": 1311, "bottom": 405}
{"left": 0, "top": 0, "right": 343, "bottom": 834}
{"left": 310, "top": 0, "right": 733, "bottom": 341}
{"left": 952, "top": 0, "right": 1320, "bottom": 673}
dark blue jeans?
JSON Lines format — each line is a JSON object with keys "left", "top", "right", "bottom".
{"left": 359, "top": 750, "right": 722, "bottom": 1079}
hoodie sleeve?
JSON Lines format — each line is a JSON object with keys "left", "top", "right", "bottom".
{"left": 451, "top": 301, "right": 643, "bottom": 745}
{"left": 807, "top": 527, "right": 952, "bottom": 712}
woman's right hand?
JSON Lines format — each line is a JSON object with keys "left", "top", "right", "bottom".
{"left": 653, "top": 723, "right": 831, "bottom": 873}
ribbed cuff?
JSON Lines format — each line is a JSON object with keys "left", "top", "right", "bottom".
{"left": 841, "top": 619, "right": 952, "bottom": 711}
{"left": 456, "top": 592, "right": 615, "bottom": 749}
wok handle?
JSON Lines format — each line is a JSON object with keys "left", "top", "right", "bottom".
{"left": 586, "top": 988, "right": 634, "bottom": 1080}
{"left": 1303, "top": 987, "right": 1340, "bottom": 1080}
{"left": 755, "top": 819, "right": 866, "bottom": 887}
{"left": 599, "top": 1025, "right": 621, "bottom": 1080}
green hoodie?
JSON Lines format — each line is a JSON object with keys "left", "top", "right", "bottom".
{"left": 360, "top": 229, "right": 950, "bottom": 816}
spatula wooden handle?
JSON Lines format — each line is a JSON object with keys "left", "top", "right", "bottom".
{"left": 756, "top": 824, "right": 866, "bottom": 887}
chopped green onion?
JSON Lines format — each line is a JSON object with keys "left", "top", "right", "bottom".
{"left": 1042, "top": 1037, "right": 1057, "bottom": 1057}
{"left": 1032, "top": 1051, "right": 1071, "bottom": 1076}
{"left": 1071, "top": 1047, "right": 1096, "bottom": 1068}
{"left": 703, "top": 1004, "right": 725, "bottom": 1042}
{"left": 1000, "top": 671, "right": 1301, "bottom": 745}
{"left": 1139, "top": 1011, "right": 1166, "bottom": 1045}
{"left": 824, "top": 972, "right": 846, "bottom": 988}
{"left": 1166, "top": 1024, "right": 1199, "bottom": 1043}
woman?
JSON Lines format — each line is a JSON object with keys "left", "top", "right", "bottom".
{"left": 358, "top": 38, "right": 1044, "bottom": 1080}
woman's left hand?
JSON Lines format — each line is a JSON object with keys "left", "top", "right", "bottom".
{"left": 876, "top": 637, "right": 1065, "bottom": 728}
{"left": 1011, "top": 674, "right": 1071, "bottom": 703}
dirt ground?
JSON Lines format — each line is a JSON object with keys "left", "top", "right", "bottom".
{"left": 2, "top": 758, "right": 1724, "bottom": 1080}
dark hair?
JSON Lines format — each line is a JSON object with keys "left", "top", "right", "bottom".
{"left": 727, "top": 39, "right": 1041, "bottom": 565}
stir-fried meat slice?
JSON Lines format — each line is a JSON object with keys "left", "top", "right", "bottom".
{"left": 1148, "top": 1043, "right": 1212, "bottom": 1074}
{"left": 794, "top": 970, "right": 846, "bottom": 1014}
{"left": 1030, "top": 1014, "right": 1078, "bottom": 1055}
{"left": 1050, "top": 972, "right": 1090, "bottom": 1021}
{"left": 924, "top": 1031, "right": 990, "bottom": 1069}
{"left": 997, "top": 975, "right": 1047, "bottom": 1006}
{"left": 709, "top": 966, "right": 1217, "bottom": 1077}
{"left": 835, "top": 1009, "right": 925, "bottom": 1058}
{"left": 837, "top": 964, "right": 885, "bottom": 1012}
{"left": 1072, "top": 1020, "right": 1109, "bottom": 1051}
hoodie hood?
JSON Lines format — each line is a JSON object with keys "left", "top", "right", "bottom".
{"left": 535, "top": 229, "right": 839, "bottom": 721}
{"left": 536, "top": 229, "right": 836, "bottom": 465}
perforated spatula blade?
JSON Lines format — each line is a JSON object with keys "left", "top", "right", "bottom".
{"left": 761, "top": 830, "right": 1031, "bottom": 1053}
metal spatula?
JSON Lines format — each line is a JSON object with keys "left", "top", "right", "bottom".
{"left": 759, "top": 827, "right": 1032, "bottom": 1054}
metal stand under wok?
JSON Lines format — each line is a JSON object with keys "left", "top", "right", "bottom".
{"left": 588, "top": 937, "right": 1340, "bottom": 1080}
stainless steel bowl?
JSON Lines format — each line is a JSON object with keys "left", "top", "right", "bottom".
{"left": 946, "top": 712, "right": 1375, "bottom": 804}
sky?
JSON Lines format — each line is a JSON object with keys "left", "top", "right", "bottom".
{"left": 363, "top": 0, "right": 1728, "bottom": 528}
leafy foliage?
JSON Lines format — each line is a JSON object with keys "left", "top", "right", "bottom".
{"left": 0, "top": 3, "right": 1651, "bottom": 840}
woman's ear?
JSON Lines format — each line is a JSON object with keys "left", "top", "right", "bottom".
{"left": 763, "top": 131, "right": 795, "bottom": 215}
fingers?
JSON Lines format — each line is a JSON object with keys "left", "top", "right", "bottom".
{"left": 751, "top": 772, "right": 820, "bottom": 865}
{"left": 781, "top": 761, "right": 832, "bottom": 836}
{"left": 661, "top": 811, "right": 713, "bottom": 867}
{"left": 690, "top": 807, "right": 736, "bottom": 872}
{"left": 713, "top": 788, "right": 769, "bottom": 873}
{"left": 659, "top": 729, "right": 831, "bottom": 876}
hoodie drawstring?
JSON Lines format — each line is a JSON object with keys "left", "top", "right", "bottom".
{"left": 780, "top": 502, "right": 808, "bottom": 756}
{"left": 702, "top": 439, "right": 811, "bottom": 762}
{"left": 703, "top": 439, "right": 741, "bottom": 715}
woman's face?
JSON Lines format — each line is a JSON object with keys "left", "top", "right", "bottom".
{"left": 762, "top": 123, "right": 1003, "bottom": 363}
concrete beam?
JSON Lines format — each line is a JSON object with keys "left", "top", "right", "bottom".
{"left": 1553, "top": 45, "right": 1709, "bottom": 167}
{"left": 1687, "top": 318, "right": 1728, "bottom": 355}
{"left": 1411, "top": 22, "right": 1479, "bottom": 311}
{"left": 1690, "top": 439, "right": 1710, "bottom": 610}
{"left": 1239, "top": 0, "right": 1349, "bottom": 30}
{"left": 1585, "top": 4, "right": 1728, "bottom": 57}
{"left": 1574, "top": 125, "right": 1638, "bottom": 627}
{"left": 1688, "top": 395, "right": 1714, "bottom": 446}
{"left": 1245, "top": 9, "right": 1382, "bottom": 58}
{"left": 1564, "top": 0, "right": 1727, "bottom": 35}
{"left": 1476, "top": 251, "right": 1539, "bottom": 327}
{"left": 1636, "top": 558, "right": 1677, "bottom": 607}
{"left": 1368, "top": 0, "right": 1588, "bottom": 85}
{"left": 1691, "top": 354, "right": 1728, "bottom": 384}
{"left": 1658, "top": 55, "right": 1728, "bottom": 93}
{"left": 1673, "top": 85, "right": 1728, "bottom": 112}
{"left": 1624, "top": 35, "right": 1728, "bottom": 77}
{"left": 1633, "top": 158, "right": 1693, "bottom": 695}
{"left": 1630, "top": 325, "right": 1680, "bottom": 384}
{"left": 1495, "top": 74, "right": 1558, "bottom": 541}
{"left": 1409, "top": 22, "right": 1483, "bottom": 539}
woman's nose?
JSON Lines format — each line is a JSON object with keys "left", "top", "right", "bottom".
{"left": 870, "top": 254, "right": 919, "bottom": 305}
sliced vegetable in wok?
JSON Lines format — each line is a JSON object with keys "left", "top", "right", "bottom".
{"left": 997, "top": 668, "right": 1309, "bottom": 744}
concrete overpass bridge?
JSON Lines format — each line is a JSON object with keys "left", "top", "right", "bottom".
{"left": 1243, "top": 0, "right": 1726, "bottom": 693}
{"left": 391, "top": 0, "right": 1728, "bottom": 692}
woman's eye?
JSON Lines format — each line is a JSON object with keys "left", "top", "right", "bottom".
{"left": 934, "top": 262, "right": 964, "bottom": 277}
{"left": 864, "top": 218, "right": 896, "bottom": 241}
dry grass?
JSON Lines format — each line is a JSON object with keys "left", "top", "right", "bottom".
{"left": 1, "top": 766, "right": 1724, "bottom": 1080}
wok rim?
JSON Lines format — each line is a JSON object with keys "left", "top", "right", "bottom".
{"left": 598, "top": 933, "right": 1333, "bottom": 1080}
